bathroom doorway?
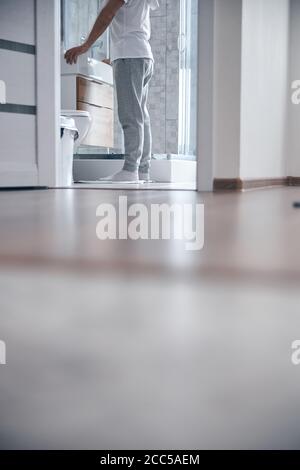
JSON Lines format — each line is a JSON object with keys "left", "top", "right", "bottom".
{"left": 60, "top": 0, "right": 199, "bottom": 189}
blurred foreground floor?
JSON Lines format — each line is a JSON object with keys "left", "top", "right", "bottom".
{"left": 0, "top": 187, "right": 300, "bottom": 449}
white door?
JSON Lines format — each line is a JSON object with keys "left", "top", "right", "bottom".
{"left": 0, "top": 0, "right": 60, "bottom": 188}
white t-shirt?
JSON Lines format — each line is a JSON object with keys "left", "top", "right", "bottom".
{"left": 107, "top": 0, "right": 159, "bottom": 62}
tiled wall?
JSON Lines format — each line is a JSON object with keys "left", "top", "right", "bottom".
{"left": 62, "top": 0, "right": 109, "bottom": 60}
{"left": 149, "top": 0, "right": 180, "bottom": 155}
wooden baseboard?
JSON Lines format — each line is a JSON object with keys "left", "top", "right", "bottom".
{"left": 287, "top": 177, "right": 300, "bottom": 187}
{"left": 213, "top": 178, "right": 243, "bottom": 191}
{"left": 242, "top": 178, "right": 287, "bottom": 190}
{"left": 214, "top": 177, "right": 289, "bottom": 191}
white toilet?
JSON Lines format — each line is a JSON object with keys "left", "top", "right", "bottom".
{"left": 61, "top": 110, "right": 92, "bottom": 152}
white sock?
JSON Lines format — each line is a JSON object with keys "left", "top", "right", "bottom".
{"left": 139, "top": 172, "right": 151, "bottom": 182}
{"left": 99, "top": 170, "right": 139, "bottom": 183}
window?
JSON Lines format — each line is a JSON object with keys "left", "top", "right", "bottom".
{"left": 178, "top": 0, "right": 198, "bottom": 158}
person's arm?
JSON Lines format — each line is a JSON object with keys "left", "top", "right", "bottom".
{"left": 65, "top": 0, "right": 125, "bottom": 65}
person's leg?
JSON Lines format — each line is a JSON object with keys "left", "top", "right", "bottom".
{"left": 100, "top": 59, "right": 145, "bottom": 182}
{"left": 138, "top": 83, "right": 152, "bottom": 181}
{"left": 139, "top": 60, "right": 154, "bottom": 181}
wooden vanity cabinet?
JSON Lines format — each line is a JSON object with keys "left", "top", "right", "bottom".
{"left": 76, "top": 76, "right": 114, "bottom": 148}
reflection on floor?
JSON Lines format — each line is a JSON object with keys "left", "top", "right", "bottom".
{"left": 0, "top": 187, "right": 300, "bottom": 449}
{"left": 70, "top": 182, "right": 197, "bottom": 190}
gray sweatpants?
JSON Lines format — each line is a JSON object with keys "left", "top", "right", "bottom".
{"left": 113, "top": 58, "right": 154, "bottom": 173}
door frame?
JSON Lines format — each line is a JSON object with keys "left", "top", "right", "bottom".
{"left": 196, "top": 0, "right": 215, "bottom": 192}
{"left": 36, "top": 0, "right": 61, "bottom": 187}
{"left": 41, "top": 0, "right": 215, "bottom": 191}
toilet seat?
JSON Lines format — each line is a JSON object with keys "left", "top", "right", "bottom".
{"left": 61, "top": 110, "right": 92, "bottom": 150}
{"left": 61, "top": 110, "right": 91, "bottom": 118}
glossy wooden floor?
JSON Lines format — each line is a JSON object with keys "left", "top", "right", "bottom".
{"left": 1, "top": 186, "right": 300, "bottom": 450}
{"left": 0, "top": 186, "right": 300, "bottom": 281}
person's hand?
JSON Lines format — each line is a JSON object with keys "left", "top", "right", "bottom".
{"left": 65, "top": 44, "right": 89, "bottom": 65}
{"left": 102, "top": 58, "right": 112, "bottom": 66}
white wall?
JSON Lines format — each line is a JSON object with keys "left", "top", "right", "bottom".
{"left": 288, "top": 0, "right": 300, "bottom": 177}
{"left": 0, "top": 0, "right": 38, "bottom": 186}
{"left": 0, "top": 0, "right": 60, "bottom": 187}
{"left": 240, "top": 0, "right": 290, "bottom": 179}
{"left": 0, "top": 0, "right": 36, "bottom": 44}
{"left": 197, "top": 0, "right": 215, "bottom": 190}
{"left": 213, "top": 0, "right": 242, "bottom": 179}
{"left": 200, "top": 0, "right": 290, "bottom": 186}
